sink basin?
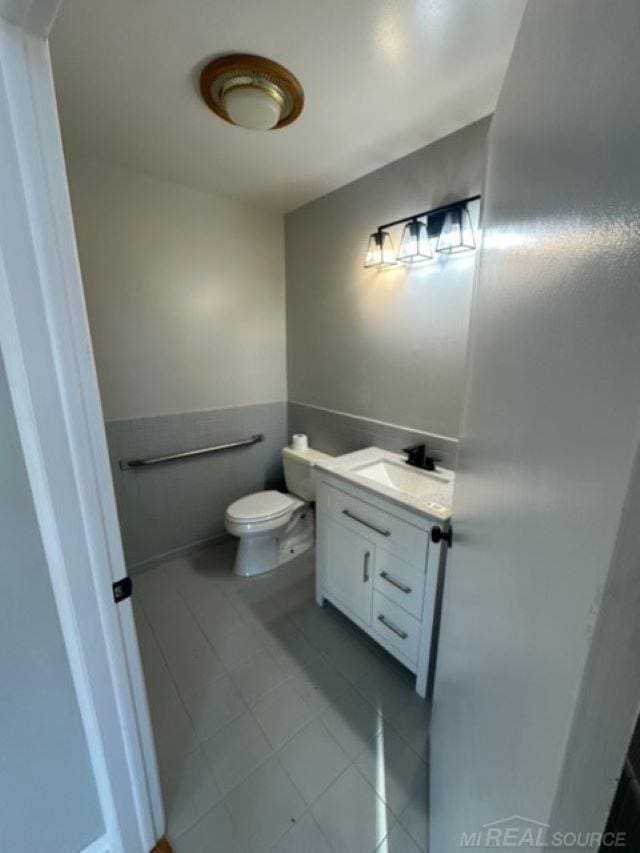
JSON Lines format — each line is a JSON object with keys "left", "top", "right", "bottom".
{"left": 354, "top": 458, "right": 450, "bottom": 499}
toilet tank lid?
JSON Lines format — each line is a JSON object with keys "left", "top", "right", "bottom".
{"left": 282, "top": 446, "right": 333, "bottom": 465}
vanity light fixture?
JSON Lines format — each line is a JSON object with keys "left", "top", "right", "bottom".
{"left": 364, "top": 195, "right": 480, "bottom": 268}
{"left": 436, "top": 205, "right": 476, "bottom": 254}
{"left": 364, "top": 230, "right": 397, "bottom": 268}
{"left": 397, "top": 218, "right": 433, "bottom": 264}
{"left": 200, "top": 53, "right": 304, "bottom": 131}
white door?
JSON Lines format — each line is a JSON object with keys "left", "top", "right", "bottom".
{"left": 430, "top": 2, "right": 640, "bottom": 851}
{"left": 325, "top": 520, "right": 374, "bottom": 625}
{"left": 0, "top": 5, "right": 162, "bottom": 851}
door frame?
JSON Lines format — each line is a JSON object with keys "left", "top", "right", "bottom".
{"left": 0, "top": 2, "right": 162, "bottom": 851}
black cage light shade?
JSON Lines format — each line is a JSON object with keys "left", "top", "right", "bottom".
{"left": 363, "top": 195, "right": 480, "bottom": 269}
{"left": 364, "top": 230, "right": 397, "bottom": 268}
{"left": 397, "top": 219, "right": 433, "bottom": 264}
{"left": 435, "top": 204, "right": 475, "bottom": 254}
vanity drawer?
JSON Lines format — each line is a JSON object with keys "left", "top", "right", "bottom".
{"left": 371, "top": 590, "right": 421, "bottom": 665}
{"left": 374, "top": 550, "right": 425, "bottom": 620}
{"left": 319, "top": 483, "right": 428, "bottom": 566}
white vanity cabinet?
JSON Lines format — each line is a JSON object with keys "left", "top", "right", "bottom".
{"left": 316, "top": 470, "right": 447, "bottom": 697}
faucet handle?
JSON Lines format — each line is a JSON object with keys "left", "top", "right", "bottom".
{"left": 403, "top": 443, "right": 441, "bottom": 471}
{"left": 403, "top": 443, "right": 426, "bottom": 466}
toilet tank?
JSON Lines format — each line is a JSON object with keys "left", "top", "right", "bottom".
{"left": 282, "top": 445, "right": 333, "bottom": 501}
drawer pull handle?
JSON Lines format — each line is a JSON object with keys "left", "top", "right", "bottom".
{"left": 380, "top": 571, "right": 412, "bottom": 594}
{"left": 363, "top": 551, "right": 370, "bottom": 582}
{"left": 377, "top": 614, "right": 408, "bottom": 640}
{"left": 342, "top": 509, "right": 390, "bottom": 537}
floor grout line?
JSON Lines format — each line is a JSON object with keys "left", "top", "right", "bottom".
{"left": 139, "top": 544, "right": 429, "bottom": 852}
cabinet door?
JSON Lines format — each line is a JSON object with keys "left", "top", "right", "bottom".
{"left": 325, "top": 519, "right": 374, "bottom": 626}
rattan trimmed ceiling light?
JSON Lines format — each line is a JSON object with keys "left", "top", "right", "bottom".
{"left": 199, "top": 53, "right": 304, "bottom": 131}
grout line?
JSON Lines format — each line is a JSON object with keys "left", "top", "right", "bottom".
{"left": 139, "top": 544, "right": 430, "bottom": 851}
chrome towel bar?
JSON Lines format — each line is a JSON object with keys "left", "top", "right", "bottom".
{"left": 119, "top": 433, "right": 264, "bottom": 470}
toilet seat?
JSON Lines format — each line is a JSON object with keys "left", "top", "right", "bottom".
{"left": 225, "top": 441, "right": 331, "bottom": 577}
{"left": 226, "top": 490, "right": 296, "bottom": 524}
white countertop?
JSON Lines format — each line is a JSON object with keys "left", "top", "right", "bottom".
{"left": 315, "top": 446, "right": 454, "bottom": 522}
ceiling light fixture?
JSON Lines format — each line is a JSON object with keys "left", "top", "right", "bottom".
{"left": 199, "top": 53, "right": 304, "bottom": 131}
{"left": 364, "top": 195, "right": 480, "bottom": 269}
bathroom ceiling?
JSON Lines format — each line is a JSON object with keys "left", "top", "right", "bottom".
{"left": 50, "top": 0, "right": 526, "bottom": 213}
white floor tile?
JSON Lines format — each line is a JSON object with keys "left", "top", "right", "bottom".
{"left": 162, "top": 746, "right": 222, "bottom": 839}
{"left": 398, "top": 770, "right": 428, "bottom": 852}
{"left": 388, "top": 695, "right": 430, "bottom": 761}
{"left": 321, "top": 685, "right": 384, "bottom": 759}
{"left": 135, "top": 565, "right": 178, "bottom": 622}
{"left": 252, "top": 679, "right": 318, "bottom": 749}
{"left": 355, "top": 662, "right": 416, "bottom": 720}
{"left": 136, "top": 541, "right": 430, "bottom": 848}
{"left": 152, "top": 599, "right": 227, "bottom": 697}
{"left": 183, "top": 675, "right": 247, "bottom": 742}
{"left": 319, "top": 622, "right": 383, "bottom": 683}
{"left": 312, "top": 765, "right": 394, "bottom": 853}
{"left": 261, "top": 627, "right": 323, "bottom": 676}
{"left": 151, "top": 692, "right": 199, "bottom": 775}
{"left": 224, "top": 755, "right": 306, "bottom": 849}
{"left": 272, "top": 811, "right": 333, "bottom": 853}
{"left": 355, "top": 726, "right": 427, "bottom": 817}
{"left": 229, "top": 649, "right": 289, "bottom": 706}
{"left": 201, "top": 711, "right": 272, "bottom": 795}
{"left": 278, "top": 718, "right": 350, "bottom": 805}
{"left": 185, "top": 589, "right": 247, "bottom": 645}
{"left": 376, "top": 822, "right": 423, "bottom": 853}
{"left": 290, "top": 655, "right": 350, "bottom": 712}
{"left": 172, "top": 801, "right": 240, "bottom": 853}
{"left": 211, "top": 622, "right": 268, "bottom": 670}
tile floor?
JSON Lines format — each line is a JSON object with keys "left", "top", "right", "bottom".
{"left": 134, "top": 538, "right": 430, "bottom": 852}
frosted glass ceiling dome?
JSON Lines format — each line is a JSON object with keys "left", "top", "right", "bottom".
{"left": 200, "top": 53, "right": 304, "bottom": 131}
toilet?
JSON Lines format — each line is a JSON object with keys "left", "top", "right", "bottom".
{"left": 225, "top": 443, "right": 333, "bottom": 577}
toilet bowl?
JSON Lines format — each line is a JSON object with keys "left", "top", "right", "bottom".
{"left": 225, "top": 444, "right": 332, "bottom": 577}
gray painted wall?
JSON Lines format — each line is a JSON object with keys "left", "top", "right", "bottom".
{"left": 430, "top": 1, "right": 640, "bottom": 849}
{"left": 67, "top": 156, "right": 287, "bottom": 421}
{"left": 0, "top": 355, "right": 103, "bottom": 851}
{"left": 285, "top": 117, "right": 489, "bottom": 439}
{"left": 69, "top": 124, "right": 487, "bottom": 567}
{"left": 108, "top": 402, "right": 287, "bottom": 569}
{"left": 67, "top": 157, "right": 289, "bottom": 567}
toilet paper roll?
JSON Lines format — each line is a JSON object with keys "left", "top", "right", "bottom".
{"left": 292, "top": 433, "right": 309, "bottom": 452}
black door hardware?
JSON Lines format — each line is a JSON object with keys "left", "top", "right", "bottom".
{"left": 431, "top": 525, "right": 453, "bottom": 548}
{"left": 112, "top": 576, "right": 133, "bottom": 604}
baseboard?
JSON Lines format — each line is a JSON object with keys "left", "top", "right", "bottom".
{"left": 128, "top": 532, "right": 230, "bottom": 574}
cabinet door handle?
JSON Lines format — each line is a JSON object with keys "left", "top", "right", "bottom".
{"left": 380, "top": 571, "right": 412, "bottom": 594}
{"left": 363, "top": 551, "right": 370, "bottom": 582}
{"left": 342, "top": 509, "right": 390, "bottom": 537}
{"left": 377, "top": 614, "right": 408, "bottom": 640}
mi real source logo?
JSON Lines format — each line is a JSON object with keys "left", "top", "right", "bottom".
{"left": 459, "top": 815, "right": 627, "bottom": 848}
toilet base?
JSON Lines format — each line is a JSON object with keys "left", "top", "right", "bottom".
{"left": 232, "top": 506, "right": 315, "bottom": 578}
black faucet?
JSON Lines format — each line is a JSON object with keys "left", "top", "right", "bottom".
{"left": 403, "top": 443, "right": 440, "bottom": 471}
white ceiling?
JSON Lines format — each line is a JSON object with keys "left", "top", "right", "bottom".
{"left": 51, "top": 0, "right": 526, "bottom": 213}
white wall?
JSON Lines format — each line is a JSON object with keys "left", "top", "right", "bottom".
{"left": 285, "top": 118, "right": 489, "bottom": 439}
{"left": 67, "top": 156, "right": 287, "bottom": 421}
{"left": 0, "top": 354, "right": 103, "bottom": 852}
{"left": 430, "top": 1, "right": 640, "bottom": 849}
